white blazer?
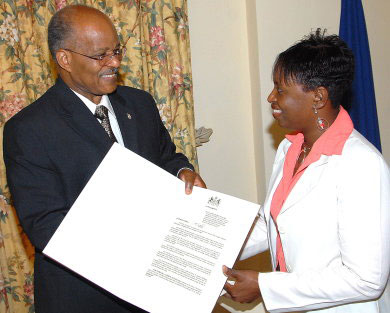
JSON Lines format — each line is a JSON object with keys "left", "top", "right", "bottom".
{"left": 242, "top": 130, "right": 390, "bottom": 313}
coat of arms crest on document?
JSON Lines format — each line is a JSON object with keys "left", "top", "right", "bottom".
{"left": 207, "top": 196, "right": 221, "bottom": 208}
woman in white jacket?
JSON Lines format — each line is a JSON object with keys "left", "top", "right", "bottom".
{"left": 223, "top": 29, "right": 390, "bottom": 313}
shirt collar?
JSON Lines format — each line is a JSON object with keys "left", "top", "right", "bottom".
{"left": 286, "top": 106, "right": 354, "bottom": 157}
{"left": 71, "top": 90, "right": 115, "bottom": 116}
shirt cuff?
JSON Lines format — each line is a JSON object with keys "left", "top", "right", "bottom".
{"left": 177, "top": 167, "right": 193, "bottom": 177}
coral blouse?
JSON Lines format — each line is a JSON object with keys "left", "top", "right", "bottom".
{"left": 270, "top": 106, "right": 353, "bottom": 272}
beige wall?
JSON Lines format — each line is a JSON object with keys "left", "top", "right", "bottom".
{"left": 188, "top": 1, "right": 390, "bottom": 312}
{"left": 363, "top": 0, "right": 390, "bottom": 162}
{"left": 188, "top": 1, "right": 259, "bottom": 203}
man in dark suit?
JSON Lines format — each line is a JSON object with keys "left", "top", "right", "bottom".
{"left": 3, "top": 4, "right": 205, "bottom": 313}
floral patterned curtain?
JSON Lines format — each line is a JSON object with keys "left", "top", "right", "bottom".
{"left": 0, "top": 1, "right": 198, "bottom": 312}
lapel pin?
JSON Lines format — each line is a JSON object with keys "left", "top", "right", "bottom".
{"left": 127, "top": 113, "right": 132, "bottom": 119}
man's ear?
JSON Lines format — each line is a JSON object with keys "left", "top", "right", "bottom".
{"left": 313, "top": 86, "right": 329, "bottom": 110}
{"left": 56, "top": 50, "right": 72, "bottom": 72}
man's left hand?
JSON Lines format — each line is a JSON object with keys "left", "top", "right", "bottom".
{"left": 178, "top": 169, "right": 206, "bottom": 194}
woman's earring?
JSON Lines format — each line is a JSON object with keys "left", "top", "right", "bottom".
{"left": 313, "top": 107, "right": 329, "bottom": 131}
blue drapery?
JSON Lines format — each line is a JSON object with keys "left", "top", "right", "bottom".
{"left": 339, "top": 0, "right": 382, "bottom": 151}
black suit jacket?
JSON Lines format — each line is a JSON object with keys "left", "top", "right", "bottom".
{"left": 3, "top": 78, "right": 193, "bottom": 313}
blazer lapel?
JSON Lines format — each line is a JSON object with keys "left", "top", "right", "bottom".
{"left": 54, "top": 79, "right": 113, "bottom": 153}
{"left": 280, "top": 155, "right": 331, "bottom": 214}
{"left": 109, "top": 91, "right": 139, "bottom": 153}
{"left": 263, "top": 156, "right": 285, "bottom": 221}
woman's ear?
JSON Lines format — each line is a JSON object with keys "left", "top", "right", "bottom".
{"left": 313, "top": 86, "right": 329, "bottom": 110}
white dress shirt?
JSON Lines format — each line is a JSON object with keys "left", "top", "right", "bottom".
{"left": 71, "top": 90, "right": 124, "bottom": 146}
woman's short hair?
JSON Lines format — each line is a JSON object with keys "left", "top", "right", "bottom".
{"left": 274, "top": 28, "right": 354, "bottom": 108}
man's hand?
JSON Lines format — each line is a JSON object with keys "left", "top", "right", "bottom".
{"left": 222, "top": 265, "right": 261, "bottom": 303}
{"left": 178, "top": 169, "right": 206, "bottom": 194}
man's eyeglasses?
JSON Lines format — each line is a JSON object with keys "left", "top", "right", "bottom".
{"left": 63, "top": 46, "right": 127, "bottom": 65}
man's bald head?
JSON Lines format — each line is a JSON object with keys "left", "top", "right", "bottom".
{"left": 48, "top": 4, "right": 121, "bottom": 103}
{"left": 48, "top": 5, "right": 114, "bottom": 62}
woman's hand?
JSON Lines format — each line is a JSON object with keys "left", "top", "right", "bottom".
{"left": 222, "top": 265, "right": 261, "bottom": 303}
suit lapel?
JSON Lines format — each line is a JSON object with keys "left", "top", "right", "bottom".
{"left": 264, "top": 159, "right": 284, "bottom": 220}
{"left": 280, "top": 155, "right": 330, "bottom": 214}
{"left": 54, "top": 79, "right": 113, "bottom": 153}
{"left": 109, "top": 90, "right": 139, "bottom": 153}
